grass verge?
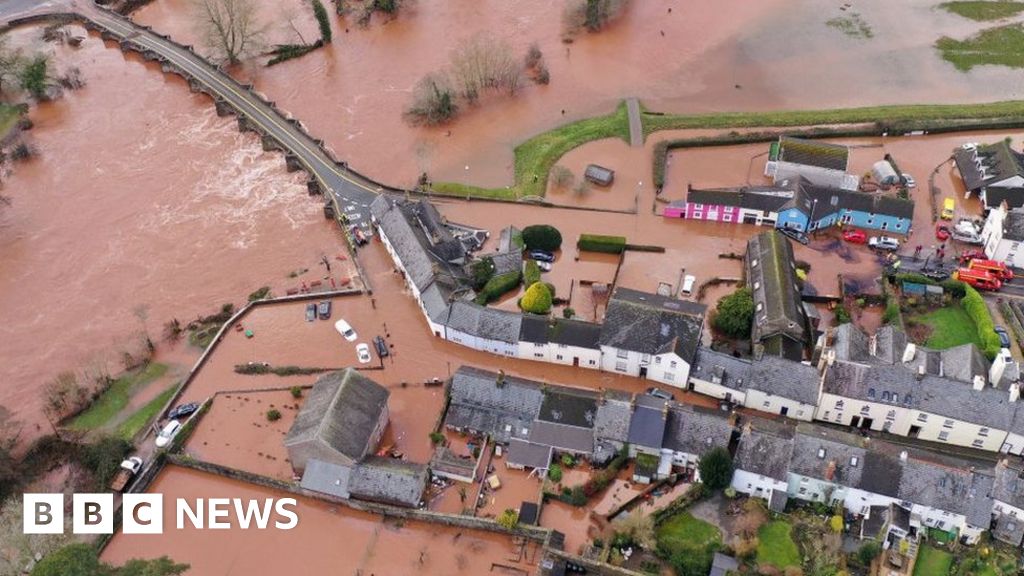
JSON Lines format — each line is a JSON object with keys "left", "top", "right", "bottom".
{"left": 0, "top": 103, "right": 22, "bottom": 140}
{"left": 655, "top": 512, "right": 721, "bottom": 555}
{"left": 69, "top": 363, "right": 168, "bottom": 431}
{"left": 940, "top": 1, "right": 1024, "bottom": 21}
{"left": 913, "top": 546, "right": 953, "bottom": 576}
{"left": 756, "top": 520, "right": 801, "bottom": 569}
{"left": 116, "top": 383, "right": 177, "bottom": 440}
{"left": 937, "top": 24, "right": 1024, "bottom": 71}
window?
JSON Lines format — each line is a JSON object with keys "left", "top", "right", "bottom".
{"left": 824, "top": 411, "right": 831, "bottom": 420}
{"left": 917, "top": 413, "right": 928, "bottom": 422}
{"left": 892, "top": 393, "right": 899, "bottom": 404}
{"left": 763, "top": 401, "right": 771, "bottom": 408}
{"left": 534, "top": 353, "right": 544, "bottom": 358}
{"left": 850, "top": 456, "right": 859, "bottom": 467}
{"left": 886, "top": 410, "right": 896, "bottom": 420}
{"left": 617, "top": 349, "right": 629, "bottom": 359}
{"left": 904, "top": 394, "right": 912, "bottom": 405}
{"left": 692, "top": 203, "right": 703, "bottom": 209}
{"left": 980, "top": 428, "right": 990, "bottom": 437}
{"left": 752, "top": 259, "right": 759, "bottom": 267}
{"left": 754, "top": 281, "right": 761, "bottom": 290}
{"left": 799, "top": 487, "right": 807, "bottom": 495}
{"left": 881, "top": 221, "right": 889, "bottom": 231}
{"left": 860, "top": 405, "right": 870, "bottom": 414}
{"left": 943, "top": 419, "right": 954, "bottom": 429}
{"left": 972, "top": 439, "right": 985, "bottom": 448}
{"left": 670, "top": 360, "right": 678, "bottom": 369}
{"left": 882, "top": 391, "right": 890, "bottom": 402}
{"left": 868, "top": 388, "right": 876, "bottom": 399}
{"left": 588, "top": 359, "right": 597, "bottom": 366}
{"left": 835, "top": 400, "right": 845, "bottom": 410}
{"left": 723, "top": 214, "right": 732, "bottom": 222}
{"left": 522, "top": 428, "right": 529, "bottom": 436}
{"left": 939, "top": 431, "right": 950, "bottom": 441}
{"left": 896, "top": 222, "right": 903, "bottom": 230}
{"left": 615, "top": 361, "right": 627, "bottom": 372}
{"left": 664, "top": 372, "right": 675, "bottom": 382}
{"left": 655, "top": 357, "right": 662, "bottom": 365}
{"left": 556, "top": 355, "right": 563, "bottom": 361}
{"left": 756, "top": 303, "right": 763, "bottom": 312}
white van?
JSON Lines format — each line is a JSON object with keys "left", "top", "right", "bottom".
{"left": 681, "top": 275, "right": 697, "bottom": 297}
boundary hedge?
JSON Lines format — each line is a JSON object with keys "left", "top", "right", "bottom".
{"left": 474, "top": 271, "right": 522, "bottom": 304}
{"left": 578, "top": 234, "right": 627, "bottom": 254}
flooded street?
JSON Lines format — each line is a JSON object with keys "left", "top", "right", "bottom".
{"left": 102, "top": 465, "right": 538, "bottom": 575}
{"left": 0, "top": 27, "right": 344, "bottom": 437}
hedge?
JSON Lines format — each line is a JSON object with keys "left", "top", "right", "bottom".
{"left": 474, "top": 271, "right": 522, "bottom": 305}
{"left": 577, "top": 234, "right": 627, "bottom": 254}
{"left": 891, "top": 273, "right": 967, "bottom": 298}
{"left": 522, "top": 225, "right": 563, "bottom": 252}
{"left": 962, "top": 284, "right": 1002, "bottom": 359}
{"left": 524, "top": 259, "right": 541, "bottom": 287}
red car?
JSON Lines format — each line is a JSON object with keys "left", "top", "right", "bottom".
{"left": 935, "top": 224, "right": 951, "bottom": 241}
{"left": 959, "top": 249, "right": 987, "bottom": 264}
{"left": 842, "top": 229, "right": 867, "bottom": 244}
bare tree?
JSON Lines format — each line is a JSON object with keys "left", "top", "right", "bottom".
{"left": 0, "top": 33, "right": 23, "bottom": 94}
{"left": 449, "top": 34, "right": 522, "bottom": 102}
{"left": 192, "top": 0, "right": 265, "bottom": 65}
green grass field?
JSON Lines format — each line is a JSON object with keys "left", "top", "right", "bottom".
{"left": 937, "top": 24, "right": 1024, "bottom": 70}
{"left": 432, "top": 99, "right": 1024, "bottom": 201}
{"left": 756, "top": 521, "right": 802, "bottom": 569}
{"left": 941, "top": 1, "right": 1024, "bottom": 21}
{"left": 913, "top": 546, "right": 953, "bottom": 576}
{"left": 655, "top": 512, "right": 721, "bottom": 555}
{"left": 909, "top": 304, "right": 983, "bottom": 350}
{"left": 69, "top": 363, "right": 169, "bottom": 431}
{"left": 116, "top": 383, "right": 177, "bottom": 440}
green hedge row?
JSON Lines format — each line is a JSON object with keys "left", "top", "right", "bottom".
{"left": 962, "top": 284, "right": 1002, "bottom": 359}
{"left": 892, "top": 273, "right": 967, "bottom": 298}
{"left": 577, "top": 234, "right": 627, "bottom": 254}
{"left": 524, "top": 260, "right": 541, "bottom": 287}
{"left": 474, "top": 271, "right": 522, "bottom": 305}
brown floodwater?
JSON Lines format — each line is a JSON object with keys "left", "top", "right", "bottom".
{"left": 101, "top": 465, "right": 536, "bottom": 575}
{"left": 0, "top": 26, "right": 345, "bottom": 439}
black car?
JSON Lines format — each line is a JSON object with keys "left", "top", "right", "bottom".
{"left": 317, "top": 300, "right": 332, "bottom": 320}
{"left": 777, "top": 227, "right": 810, "bottom": 245}
{"left": 305, "top": 303, "right": 316, "bottom": 322}
{"left": 528, "top": 249, "right": 555, "bottom": 263}
{"left": 167, "top": 402, "right": 199, "bottom": 420}
{"left": 995, "top": 326, "right": 1011, "bottom": 348}
{"left": 374, "top": 335, "right": 389, "bottom": 358}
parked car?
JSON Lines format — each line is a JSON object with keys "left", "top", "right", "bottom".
{"left": 155, "top": 420, "right": 182, "bottom": 448}
{"left": 356, "top": 343, "right": 372, "bottom": 364}
{"left": 167, "top": 402, "right": 199, "bottom": 420}
{"left": 778, "top": 227, "right": 809, "bottom": 245}
{"left": 995, "top": 326, "right": 1011, "bottom": 349}
{"left": 842, "top": 229, "right": 867, "bottom": 244}
{"left": 335, "top": 319, "right": 357, "bottom": 341}
{"left": 110, "top": 457, "right": 144, "bottom": 492}
{"left": 959, "top": 249, "right": 987, "bottom": 264}
{"left": 902, "top": 173, "right": 916, "bottom": 188}
{"left": 935, "top": 224, "right": 950, "bottom": 242}
{"left": 317, "top": 300, "right": 332, "bottom": 320}
{"left": 645, "top": 387, "right": 674, "bottom": 401}
{"left": 869, "top": 236, "right": 900, "bottom": 251}
{"left": 681, "top": 275, "right": 697, "bottom": 297}
{"left": 305, "top": 303, "right": 316, "bottom": 322}
{"left": 528, "top": 249, "right": 555, "bottom": 263}
{"left": 373, "top": 335, "right": 389, "bottom": 358}
{"left": 535, "top": 260, "right": 552, "bottom": 272}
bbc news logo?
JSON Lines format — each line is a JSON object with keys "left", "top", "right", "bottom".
{"left": 24, "top": 494, "right": 298, "bottom": 534}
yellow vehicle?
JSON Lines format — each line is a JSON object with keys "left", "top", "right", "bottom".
{"left": 941, "top": 198, "right": 955, "bottom": 220}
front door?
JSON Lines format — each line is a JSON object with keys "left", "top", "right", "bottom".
{"left": 780, "top": 406, "right": 789, "bottom": 417}
{"left": 639, "top": 366, "right": 647, "bottom": 378}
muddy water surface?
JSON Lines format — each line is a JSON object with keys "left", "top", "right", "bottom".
{"left": 0, "top": 28, "right": 343, "bottom": 437}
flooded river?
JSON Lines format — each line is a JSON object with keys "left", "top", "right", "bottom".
{"left": 0, "top": 27, "right": 343, "bottom": 438}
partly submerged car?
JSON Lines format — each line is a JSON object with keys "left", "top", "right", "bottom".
{"left": 335, "top": 319, "right": 357, "bottom": 342}
{"left": 842, "top": 229, "right": 867, "bottom": 244}
{"left": 356, "top": 343, "right": 372, "bottom": 364}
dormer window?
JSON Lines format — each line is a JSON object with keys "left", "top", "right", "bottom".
{"left": 850, "top": 457, "right": 859, "bottom": 467}
{"left": 868, "top": 388, "right": 876, "bottom": 399}
{"left": 754, "top": 281, "right": 761, "bottom": 290}
{"left": 752, "top": 259, "right": 759, "bottom": 267}
{"left": 817, "top": 448, "right": 826, "bottom": 459}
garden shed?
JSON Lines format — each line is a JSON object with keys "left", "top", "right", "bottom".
{"left": 584, "top": 164, "right": 615, "bottom": 186}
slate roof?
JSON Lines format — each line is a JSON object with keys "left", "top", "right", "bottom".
{"left": 627, "top": 395, "right": 669, "bottom": 449}
{"left": 831, "top": 323, "right": 872, "bottom": 362}
{"left": 1003, "top": 208, "right": 1024, "bottom": 242}
{"left": 777, "top": 137, "right": 850, "bottom": 171}
{"left": 710, "top": 553, "right": 740, "bottom": 576}
{"left": 662, "top": 404, "right": 735, "bottom": 457}
{"left": 823, "top": 359, "right": 1017, "bottom": 431}
{"left": 994, "top": 514, "right": 1024, "bottom": 547}
{"left": 284, "top": 369, "right": 389, "bottom": 464}
{"left": 519, "top": 314, "right": 603, "bottom": 349}
{"left": 746, "top": 231, "right": 809, "bottom": 358}
{"left": 445, "top": 366, "right": 544, "bottom": 442}
{"left": 689, "top": 348, "right": 752, "bottom": 391}
{"left": 790, "top": 426, "right": 869, "bottom": 488}
{"left": 538, "top": 388, "right": 599, "bottom": 428}
{"left": 746, "top": 355, "right": 821, "bottom": 405}
{"left": 498, "top": 225, "right": 522, "bottom": 253}
{"left": 348, "top": 456, "right": 428, "bottom": 508}
{"left": 954, "top": 141, "right": 1024, "bottom": 193}
{"left": 446, "top": 300, "right": 523, "bottom": 344}
{"left": 490, "top": 250, "right": 524, "bottom": 276}
{"left": 599, "top": 287, "right": 706, "bottom": 361}
{"left": 993, "top": 462, "right": 1024, "bottom": 511}
{"left": 683, "top": 185, "right": 797, "bottom": 212}
{"left": 940, "top": 344, "right": 990, "bottom": 383}
{"left": 300, "top": 458, "right": 352, "bottom": 499}
{"left": 429, "top": 446, "right": 478, "bottom": 480}
{"left": 528, "top": 420, "right": 594, "bottom": 453}
{"left": 507, "top": 439, "right": 553, "bottom": 469}
{"left": 898, "top": 457, "right": 994, "bottom": 528}
{"left": 772, "top": 177, "right": 914, "bottom": 221}
{"left": 593, "top": 390, "right": 633, "bottom": 443}
{"left": 733, "top": 419, "right": 795, "bottom": 482}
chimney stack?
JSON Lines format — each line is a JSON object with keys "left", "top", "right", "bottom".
{"left": 973, "top": 374, "right": 987, "bottom": 391}
{"left": 1011, "top": 382, "right": 1021, "bottom": 403}
{"left": 902, "top": 343, "right": 917, "bottom": 364}
{"left": 917, "top": 365, "right": 926, "bottom": 381}
{"left": 991, "top": 351, "right": 1011, "bottom": 388}
{"left": 869, "top": 334, "right": 878, "bottom": 358}
{"left": 899, "top": 451, "right": 908, "bottom": 462}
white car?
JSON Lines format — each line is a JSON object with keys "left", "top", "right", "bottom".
{"left": 902, "top": 173, "right": 916, "bottom": 188}
{"left": 535, "top": 260, "right": 552, "bottom": 272}
{"left": 869, "top": 236, "right": 900, "bottom": 251}
{"left": 681, "top": 275, "right": 697, "bottom": 296}
{"left": 356, "top": 343, "right": 372, "bottom": 364}
{"left": 155, "top": 420, "right": 181, "bottom": 448}
{"left": 334, "top": 319, "right": 357, "bottom": 342}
